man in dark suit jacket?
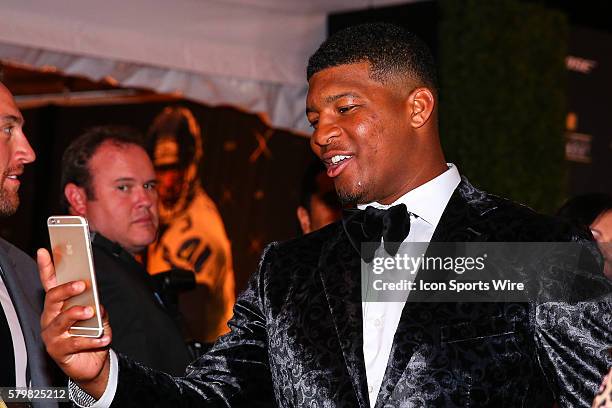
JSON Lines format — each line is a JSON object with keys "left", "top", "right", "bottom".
{"left": 59, "top": 126, "right": 191, "bottom": 375}
{"left": 39, "top": 23, "right": 612, "bottom": 407}
{"left": 0, "top": 82, "right": 64, "bottom": 407}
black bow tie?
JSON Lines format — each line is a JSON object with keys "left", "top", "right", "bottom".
{"left": 342, "top": 204, "right": 412, "bottom": 263}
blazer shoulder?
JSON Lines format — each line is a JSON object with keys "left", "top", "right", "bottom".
{"left": 260, "top": 222, "right": 343, "bottom": 270}
{"left": 458, "top": 179, "right": 590, "bottom": 242}
{"left": 488, "top": 194, "right": 590, "bottom": 242}
{"left": 0, "top": 237, "right": 37, "bottom": 271}
{"left": 457, "top": 184, "right": 609, "bottom": 299}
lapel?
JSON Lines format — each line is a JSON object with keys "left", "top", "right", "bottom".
{"left": 0, "top": 241, "right": 39, "bottom": 386}
{"left": 318, "top": 224, "right": 370, "bottom": 408}
{"left": 374, "top": 177, "right": 497, "bottom": 407}
{"left": 428, "top": 177, "right": 496, "bottom": 244}
{"left": 0, "top": 240, "right": 63, "bottom": 408}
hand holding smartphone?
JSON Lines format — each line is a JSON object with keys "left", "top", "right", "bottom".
{"left": 47, "top": 216, "right": 104, "bottom": 338}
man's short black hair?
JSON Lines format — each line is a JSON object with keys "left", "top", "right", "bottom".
{"left": 557, "top": 193, "right": 612, "bottom": 227}
{"left": 307, "top": 22, "right": 437, "bottom": 90}
{"left": 299, "top": 159, "right": 340, "bottom": 213}
{"left": 299, "top": 160, "right": 325, "bottom": 211}
{"left": 60, "top": 125, "right": 145, "bottom": 211}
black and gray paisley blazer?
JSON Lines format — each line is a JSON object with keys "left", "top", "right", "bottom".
{"left": 110, "top": 178, "right": 612, "bottom": 407}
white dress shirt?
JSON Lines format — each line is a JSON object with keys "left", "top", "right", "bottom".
{"left": 359, "top": 164, "right": 461, "bottom": 406}
{"left": 70, "top": 350, "right": 117, "bottom": 407}
{"left": 0, "top": 272, "right": 28, "bottom": 387}
{"left": 75, "top": 164, "right": 461, "bottom": 408}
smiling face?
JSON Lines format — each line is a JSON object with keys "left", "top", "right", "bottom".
{"left": 306, "top": 62, "right": 441, "bottom": 205}
{"left": 82, "top": 142, "right": 159, "bottom": 254}
{"left": 0, "top": 84, "right": 36, "bottom": 216}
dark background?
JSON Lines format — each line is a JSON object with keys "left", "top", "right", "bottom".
{"left": 1, "top": 0, "right": 611, "bottom": 294}
{"left": 330, "top": 0, "right": 612, "bottom": 210}
{"left": 4, "top": 100, "right": 312, "bottom": 293}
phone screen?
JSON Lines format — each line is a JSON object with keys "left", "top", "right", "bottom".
{"left": 47, "top": 216, "right": 103, "bottom": 337}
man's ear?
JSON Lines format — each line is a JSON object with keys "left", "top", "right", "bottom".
{"left": 408, "top": 87, "right": 435, "bottom": 129}
{"left": 64, "top": 183, "right": 88, "bottom": 216}
{"left": 296, "top": 206, "right": 312, "bottom": 235}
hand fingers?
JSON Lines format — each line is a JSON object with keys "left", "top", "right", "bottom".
{"left": 41, "top": 303, "right": 111, "bottom": 366}
{"left": 37, "top": 248, "right": 56, "bottom": 292}
{"left": 41, "top": 281, "right": 86, "bottom": 328}
{"left": 45, "top": 329, "right": 111, "bottom": 365}
{"left": 42, "top": 304, "right": 109, "bottom": 355}
{"left": 44, "top": 304, "right": 92, "bottom": 338}
{"left": 64, "top": 336, "right": 111, "bottom": 356}
{"left": 100, "top": 307, "right": 112, "bottom": 339}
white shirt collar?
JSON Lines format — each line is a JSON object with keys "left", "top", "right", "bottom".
{"left": 358, "top": 163, "right": 461, "bottom": 227}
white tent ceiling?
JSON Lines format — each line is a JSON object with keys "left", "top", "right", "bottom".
{"left": 0, "top": 0, "right": 413, "bottom": 133}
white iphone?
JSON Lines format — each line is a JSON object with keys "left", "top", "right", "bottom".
{"left": 47, "top": 215, "right": 103, "bottom": 338}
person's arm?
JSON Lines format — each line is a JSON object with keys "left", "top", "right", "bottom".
{"left": 69, "top": 350, "right": 118, "bottom": 408}
{"left": 38, "top": 248, "right": 112, "bottom": 398}
{"left": 533, "top": 239, "right": 612, "bottom": 407}
{"left": 535, "top": 299, "right": 612, "bottom": 407}
{"left": 39, "top": 244, "right": 277, "bottom": 407}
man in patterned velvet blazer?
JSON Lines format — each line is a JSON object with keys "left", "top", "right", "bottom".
{"left": 38, "top": 23, "right": 611, "bottom": 407}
